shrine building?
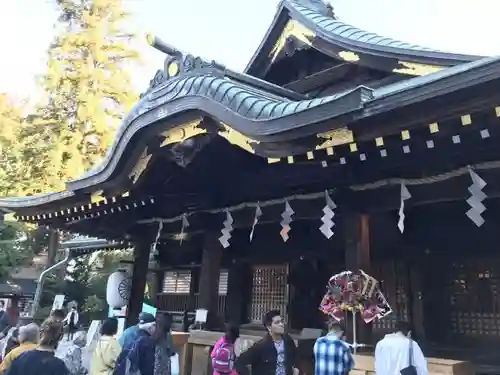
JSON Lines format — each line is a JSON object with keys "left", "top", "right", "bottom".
{"left": 2, "top": 0, "right": 500, "bottom": 368}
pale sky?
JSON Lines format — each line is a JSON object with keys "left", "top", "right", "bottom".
{"left": 0, "top": 0, "right": 499, "bottom": 98}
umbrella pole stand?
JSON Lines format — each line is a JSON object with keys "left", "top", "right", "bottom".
{"left": 352, "top": 310, "right": 358, "bottom": 353}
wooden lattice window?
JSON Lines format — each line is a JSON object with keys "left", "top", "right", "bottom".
{"left": 371, "top": 261, "right": 409, "bottom": 332}
{"left": 249, "top": 265, "right": 288, "bottom": 323}
{"left": 162, "top": 270, "right": 228, "bottom": 295}
{"left": 447, "top": 259, "right": 500, "bottom": 337}
{"left": 218, "top": 270, "right": 228, "bottom": 296}
{"left": 162, "top": 271, "right": 191, "bottom": 294}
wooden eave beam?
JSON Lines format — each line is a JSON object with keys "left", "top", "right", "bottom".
{"left": 29, "top": 154, "right": 500, "bottom": 239}
{"left": 129, "top": 173, "right": 500, "bottom": 235}
{"left": 22, "top": 136, "right": 500, "bottom": 237}
{"left": 284, "top": 63, "right": 355, "bottom": 93}
{"left": 356, "top": 73, "right": 500, "bottom": 141}
{"left": 356, "top": 95, "right": 500, "bottom": 142}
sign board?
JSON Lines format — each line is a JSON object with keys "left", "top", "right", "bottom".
{"left": 86, "top": 320, "right": 101, "bottom": 348}
{"left": 108, "top": 303, "right": 157, "bottom": 318}
{"left": 52, "top": 295, "right": 65, "bottom": 311}
{"left": 195, "top": 309, "right": 208, "bottom": 323}
{"left": 109, "top": 306, "right": 127, "bottom": 318}
{"left": 116, "top": 318, "right": 126, "bottom": 339}
{"left": 142, "top": 303, "right": 157, "bottom": 316}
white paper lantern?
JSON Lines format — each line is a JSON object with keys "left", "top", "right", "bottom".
{"left": 106, "top": 271, "right": 131, "bottom": 309}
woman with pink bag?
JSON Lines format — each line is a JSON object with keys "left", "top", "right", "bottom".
{"left": 211, "top": 323, "right": 240, "bottom": 375}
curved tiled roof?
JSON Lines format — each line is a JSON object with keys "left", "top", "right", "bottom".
{"left": 0, "top": 42, "right": 372, "bottom": 209}
{"left": 288, "top": 0, "right": 436, "bottom": 52}
{"left": 286, "top": 0, "right": 480, "bottom": 62}
{"left": 0, "top": 190, "right": 74, "bottom": 210}
{"left": 2, "top": 36, "right": 499, "bottom": 211}
{"left": 0, "top": 278, "right": 36, "bottom": 296}
{"left": 246, "top": 0, "right": 481, "bottom": 75}
{"left": 68, "top": 65, "right": 372, "bottom": 190}
{"left": 144, "top": 75, "right": 353, "bottom": 121}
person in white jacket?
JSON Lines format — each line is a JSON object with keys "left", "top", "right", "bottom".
{"left": 374, "top": 321, "right": 428, "bottom": 375}
{"left": 63, "top": 306, "right": 79, "bottom": 340}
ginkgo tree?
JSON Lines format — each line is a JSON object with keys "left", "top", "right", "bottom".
{"left": 24, "top": 0, "right": 141, "bottom": 309}
{"left": 0, "top": 0, "right": 141, "bottom": 278}
{"left": 24, "top": 0, "right": 140, "bottom": 191}
{"left": 0, "top": 94, "right": 26, "bottom": 197}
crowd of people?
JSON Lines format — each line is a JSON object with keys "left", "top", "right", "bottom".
{"left": 0, "top": 304, "right": 429, "bottom": 375}
{"left": 89, "top": 311, "right": 177, "bottom": 375}
{"left": 0, "top": 317, "right": 71, "bottom": 375}
{"left": 208, "top": 309, "right": 428, "bottom": 375}
{"left": 0, "top": 308, "right": 177, "bottom": 375}
{"left": 0, "top": 307, "right": 86, "bottom": 375}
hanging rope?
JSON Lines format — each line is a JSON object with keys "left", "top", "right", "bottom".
{"left": 350, "top": 160, "right": 500, "bottom": 190}
{"left": 136, "top": 159, "right": 500, "bottom": 225}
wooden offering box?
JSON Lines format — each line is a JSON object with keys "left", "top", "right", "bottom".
{"left": 171, "top": 331, "right": 190, "bottom": 375}
{"left": 352, "top": 354, "right": 474, "bottom": 375}
{"left": 181, "top": 331, "right": 474, "bottom": 375}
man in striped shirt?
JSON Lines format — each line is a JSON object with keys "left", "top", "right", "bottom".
{"left": 314, "top": 321, "right": 354, "bottom": 375}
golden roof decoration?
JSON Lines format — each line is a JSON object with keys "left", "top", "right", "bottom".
{"left": 218, "top": 124, "right": 259, "bottom": 154}
{"left": 159, "top": 119, "right": 206, "bottom": 147}
{"left": 129, "top": 147, "right": 152, "bottom": 184}
{"left": 270, "top": 20, "right": 315, "bottom": 62}
{"left": 393, "top": 61, "right": 442, "bottom": 76}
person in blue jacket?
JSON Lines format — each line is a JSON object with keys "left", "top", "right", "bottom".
{"left": 127, "top": 313, "right": 175, "bottom": 375}
{"left": 118, "top": 312, "right": 155, "bottom": 350}
{"left": 113, "top": 313, "right": 156, "bottom": 375}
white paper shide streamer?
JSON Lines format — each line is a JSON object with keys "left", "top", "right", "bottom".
{"left": 150, "top": 221, "right": 163, "bottom": 260}
{"left": 398, "top": 182, "right": 411, "bottom": 233}
{"left": 280, "top": 201, "right": 294, "bottom": 242}
{"left": 466, "top": 168, "right": 487, "bottom": 227}
{"left": 178, "top": 214, "right": 190, "bottom": 244}
{"left": 249, "top": 204, "right": 262, "bottom": 242}
{"left": 219, "top": 211, "right": 234, "bottom": 248}
{"left": 320, "top": 191, "right": 337, "bottom": 239}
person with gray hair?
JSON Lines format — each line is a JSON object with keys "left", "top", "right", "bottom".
{"left": 3, "top": 318, "right": 69, "bottom": 375}
{"left": 62, "top": 331, "right": 87, "bottom": 375}
{"left": 19, "top": 323, "right": 41, "bottom": 344}
{"left": 0, "top": 323, "right": 39, "bottom": 373}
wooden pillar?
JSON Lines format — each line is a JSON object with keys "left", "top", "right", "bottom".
{"left": 151, "top": 270, "right": 165, "bottom": 305}
{"left": 344, "top": 213, "right": 372, "bottom": 346}
{"left": 47, "top": 229, "right": 59, "bottom": 266}
{"left": 183, "top": 267, "right": 198, "bottom": 332}
{"left": 198, "top": 233, "right": 222, "bottom": 330}
{"left": 126, "top": 242, "right": 151, "bottom": 327}
{"left": 344, "top": 214, "right": 370, "bottom": 271}
{"left": 9, "top": 297, "right": 19, "bottom": 326}
{"left": 407, "top": 261, "right": 425, "bottom": 341}
{"left": 225, "top": 260, "right": 249, "bottom": 325}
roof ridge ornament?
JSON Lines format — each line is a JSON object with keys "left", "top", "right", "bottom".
{"left": 294, "top": 0, "right": 334, "bottom": 17}
{"left": 145, "top": 34, "right": 226, "bottom": 92}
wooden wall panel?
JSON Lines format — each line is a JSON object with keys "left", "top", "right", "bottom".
{"left": 371, "top": 261, "right": 410, "bottom": 335}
